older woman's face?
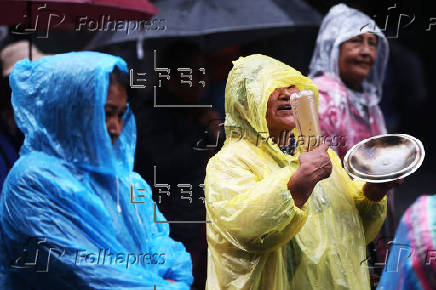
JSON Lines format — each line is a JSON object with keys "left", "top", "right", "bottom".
{"left": 266, "top": 86, "right": 299, "bottom": 137}
{"left": 338, "top": 32, "right": 377, "bottom": 89}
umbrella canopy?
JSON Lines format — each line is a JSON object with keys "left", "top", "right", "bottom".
{"left": 86, "top": 0, "right": 322, "bottom": 51}
{"left": 0, "top": 0, "right": 158, "bottom": 28}
{"left": 0, "top": 0, "right": 158, "bottom": 59}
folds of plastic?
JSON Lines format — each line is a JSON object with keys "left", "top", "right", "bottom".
{"left": 308, "top": 3, "right": 389, "bottom": 161}
{"left": 204, "top": 54, "right": 387, "bottom": 289}
{"left": 309, "top": 3, "right": 389, "bottom": 104}
{"left": 377, "top": 195, "right": 436, "bottom": 290}
{"left": 0, "top": 52, "right": 192, "bottom": 289}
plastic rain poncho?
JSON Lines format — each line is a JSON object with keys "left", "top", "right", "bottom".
{"left": 0, "top": 52, "right": 192, "bottom": 289}
{"left": 204, "top": 54, "right": 387, "bottom": 289}
{"left": 309, "top": 4, "right": 395, "bottom": 278}
{"left": 378, "top": 195, "right": 436, "bottom": 290}
{"left": 309, "top": 3, "right": 389, "bottom": 161}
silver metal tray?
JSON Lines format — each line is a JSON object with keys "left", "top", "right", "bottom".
{"left": 343, "top": 134, "right": 425, "bottom": 183}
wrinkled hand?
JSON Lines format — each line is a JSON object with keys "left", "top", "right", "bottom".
{"left": 288, "top": 144, "right": 332, "bottom": 208}
{"left": 298, "top": 144, "right": 332, "bottom": 183}
{"left": 363, "top": 179, "right": 404, "bottom": 201}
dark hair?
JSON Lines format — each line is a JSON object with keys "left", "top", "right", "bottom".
{"left": 109, "top": 66, "right": 129, "bottom": 90}
{"left": 0, "top": 75, "right": 12, "bottom": 110}
{"left": 109, "top": 66, "right": 131, "bottom": 103}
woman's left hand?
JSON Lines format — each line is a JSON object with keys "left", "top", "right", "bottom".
{"left": 363, "top": 179, "right": 404, "bottom": 201}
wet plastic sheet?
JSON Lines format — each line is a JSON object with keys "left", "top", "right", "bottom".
{"left": 204, "top": 54, "right": 387, "bottom": 289}
{"left": 0, "top": 52, "right": 192, "bottom": 289}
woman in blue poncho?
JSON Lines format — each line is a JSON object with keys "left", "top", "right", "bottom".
{"left": 0, "top": 52, "right": 193, "bottom": 289}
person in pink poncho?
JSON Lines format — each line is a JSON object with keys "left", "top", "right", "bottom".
{"left": 309, "top": 3, "right": 393, "bottom": 287}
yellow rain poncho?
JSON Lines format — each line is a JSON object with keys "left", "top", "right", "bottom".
{"left": 204, "top": 55, "right": 387, "bottom": 289}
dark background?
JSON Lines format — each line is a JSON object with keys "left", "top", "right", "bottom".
{"left": 2, "top": 0, "right": 435, "bottom": 232}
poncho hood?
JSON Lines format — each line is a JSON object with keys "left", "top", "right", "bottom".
{"left": 309, "top": 3, "right": 389, "bottom": 104}
{"left": 1, "top": 52, "right": 193, "bottom": 289}
{"left": 224, "top": 54, "right": 319, "bottom": 165}
{"left": 10, "top": 51, "right": 134, "bottom": 176}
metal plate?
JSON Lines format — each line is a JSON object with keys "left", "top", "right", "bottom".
{"left": 344, "top": 134, "right": 425, "bottom": 183}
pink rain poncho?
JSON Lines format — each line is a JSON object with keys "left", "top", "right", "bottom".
{"left": 309, "top": 3, "right": 389, "bottom": 161}
{"left": 309, "top": 4, "right": 394, "bottom": 282}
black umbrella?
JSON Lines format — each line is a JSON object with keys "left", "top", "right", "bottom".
{"left": 86, "top": 0, "right": 322, "bottom": 52}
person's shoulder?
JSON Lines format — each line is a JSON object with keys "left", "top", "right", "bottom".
{"left": 130, "top": 171, "right": 152, "bottom": 192}
{"left": 3, "top": 152, "right": 74, "bottom": 198}
{"left": 8, "top": 152, "right": 53, "bottom": 177}
{"left": 407, "top": 195, "right": 436, "bottom": 220}
{"left": 400, "top": 195, "right": 436, "bottom": 264}
{"left": 312, "top": 73, "right": 342, "bottom": 85}
{"left": 401, "top": 195, "right": 436, "bottom": 240}
{"left": 207, "top": 139, "right": 259, "bottom": 172}
{"left": 313, "top": 73, "right": 346, "bottom": 95}
{"left": 213, "top": 139, "right": 261, "bottom": 160}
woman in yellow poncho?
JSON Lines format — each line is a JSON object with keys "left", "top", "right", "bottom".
{"left": 204, "top": 54, "right": 399, "bottom": 289}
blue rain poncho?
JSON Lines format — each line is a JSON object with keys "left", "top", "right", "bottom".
{"left": 0, "top": 52, "right": 192, "bottom": 289}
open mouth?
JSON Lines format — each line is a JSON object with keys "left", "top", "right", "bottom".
{"left": 278, "top": 104, "right": 292, "bottom": 111}
{"left": 277, "top": 104, "right": 293, "bottom": 116}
